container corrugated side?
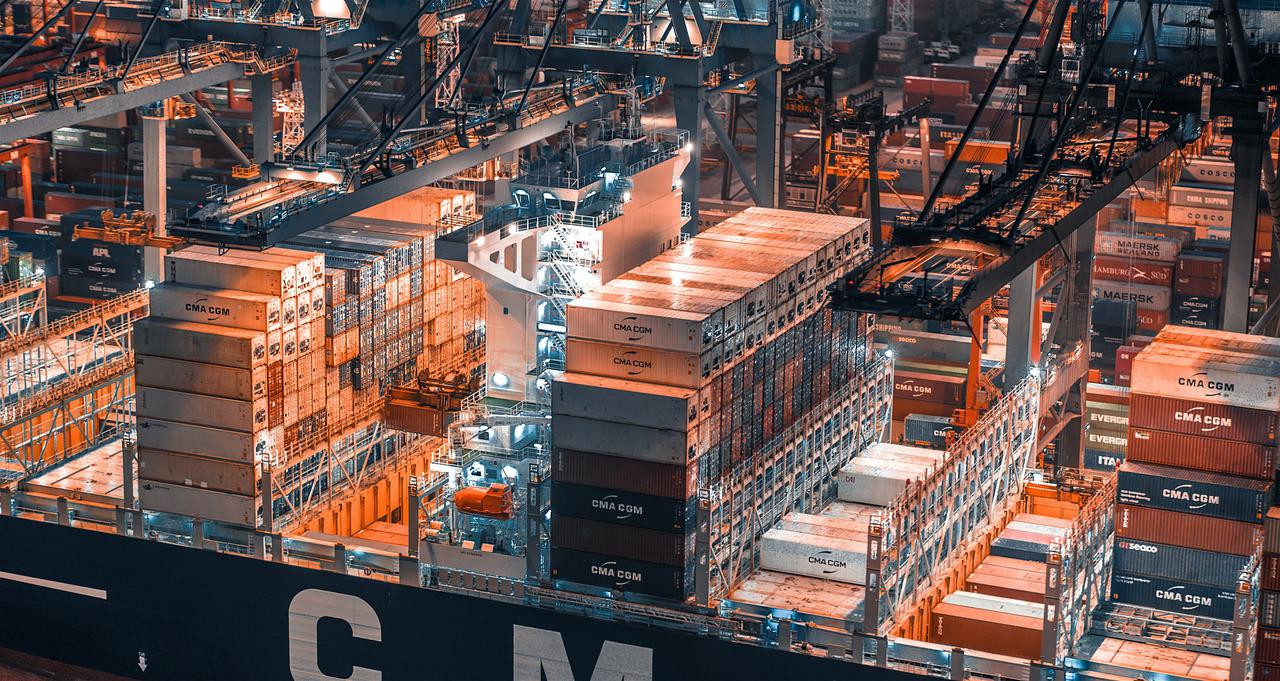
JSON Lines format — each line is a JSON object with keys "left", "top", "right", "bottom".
{"left": 149, "top": 284, "right": 282, "bottom": 332}
{"left": 1126, "top": 427, "right": 1275, "bottom": 479}
{"left": 1113, "top": 538, "right": 1249, "bottom": 588}
{"left": 759, "top": 528, "right": 868, "bottom": 585}
{"left": 134, "top": 318, "right": 267, "bottom": 369}
{"left": 136, "top": 417, "right": 266, "bottom": 464}
{"left": 1268, "top": 508, "right": 1280, "bottom": 554}
{"left": 565, "top": 337, "right": 702, "bottom": 389}
{"left": 1116, "top": 461, "right": 1270, "bottom": 523}
{"left": 550, "top": 547, "right": 690, "bottom": 600}
{"left": 552, "top": 449, "right": 694, "bottom": 501}
{"left": 837, "top": 458, "right": 933, "bottom": 506}
{"left": 550, "top": 515, "right": 691, "bottom": 567}
{"left": 1130, "top": 346, "right": 1280, "bottom": 412}
{"left": 1129, "top": 393, "right": 1279, "bottom": 445}
{"left": 135, "top": 355, "right": 266, "bottom": 402}
{"left": 1093, "top": 280, "right": 1172, "bottom": 312}
{"left": 1154, "top": 326, "right": 1280, "bottom": 358}
{"left": 138, "top": 480, "right": 255, "bottom": 526}
{"left": 550, "top": 481, "right": 696, "bottom": 532}
{"left": 1110, "top": 571, "right": 1236, "bottom": 620}
{"left": 1115, "top": 504, "right": 1261, "bottom": 555}
{"left": 1096, "top": 232, "right": 1182, "bottom": 262}
{"left": 551, "top": 414, "right": 695, "bottom": 465}
{"left": 1261, "top": 591, "right": 1280, "bottom": 629}
{"left": 1259, "top": 628, "right": 1280, "bottom": 666}
{"left": 1264, "top": 554, "right": 1280, "bottom": 591}
{"left": 137, "top": 448, "right": 256, "bottom": 496}
{"left": 136, "top": 387, "right": 269, "bottom": 434}
{"left": 551, "top": 372, "right": 697, "bottom": 432}
{"left": 166, "top": 246, "right": 297, "bottom": 297}
{"left": 931, "top": 600, "right": 1042, "bottom": 659}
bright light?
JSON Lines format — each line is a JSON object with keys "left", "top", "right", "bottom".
{"left": 501, "top": 465, "right": 519, "bottom": 482}
{"left": 884, "top": 349, "right": 894, "bottom": 359}
{"left": 674, "top": 179, "right": 683, "bottom": 190}
{"left": 1029, "top": 366, "right": 1041, "bottom": 378}
{"left": 622, "top": 191, "right": 632, "bottom": 203}
{"left": 491, "top": 371, "right": 510, "bottom": 388}
{"left": 683, "top": 143, "right": 693, "bottom": 154}
{"left": 475, "top": 235, "right": 486, "bottom": 246}
{"left": 144, "top": 280, "right": 156, "bottom": 289}
{"left": 33, "top": 268, "right": 44, "bottom": 277}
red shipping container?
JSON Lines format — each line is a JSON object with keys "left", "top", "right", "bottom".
{"left": 1115, "top": 345, "right": 1139, "bottom": 386}
{"left": 1174, "top": 273, "right": 1223, "bottom": 297}
{"left": 1135, "top": 308, "right": 1168, "bottom": 332}
{"left": 1261, "top": 628, "right": 1280, "bottom": 666}
{"left": 932, "top": 602, "right": 1042, "bottom": 659}
{"left": 1129, "top": 393, "right": 1279, "bottom": 445}
{"left": 1093, "top": 257, "right": 1174, "bottom": 286}
{"left": 1258, "top": 663, "right": 1280, "bottom": 681}
{"left": 903, "top": 76, "right": 970, "bottom": 99}
{"left": 1115, "top": 504, "right": 1261, "bottom": 555}
{"left": 990, "top": 32, "right": 1041, "bottom": 49}
{"left": 1177, "top": 253, "right": 1226, "bottom": 280}
{"left": 1264, "top": 554, "right": 1280, "bottom": 591}
{"left": 1126, "top": 427, "right": 1276, "bottom": 479}
{"left": 931, "top": 64, "right": 997, "bottom": 94}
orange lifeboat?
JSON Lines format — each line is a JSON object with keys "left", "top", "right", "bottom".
{"left": 452, "top": 483, "right": 514, "bottom": 520}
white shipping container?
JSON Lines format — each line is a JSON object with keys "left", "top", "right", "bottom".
{"left": 1092, "top": 280, "right": 1172, "bottom": 311}
{"left": 1167, "top": 204, "right": 1231, "bottom": 228}
{"left": 149, "top": 284, "right": 281, "bottom": 332}
{"left": 568, "top": 299, "right": 710, "bottom": 355}
{"left": 943, "top": 591, "right": 1045, "bottom": 618}
{"left": 1181, "top": 158, "right": 1235, "bottom": 186}
{"left": 838, "top": 457, "right": 936, "bottom": 506}
{"left": 551, "top": 372, "right": 698, "bottom": 432}
{"left": 136, "top": 386, "right": 269, "bottom": 433}
{"left": 139, "top": 480, "right": 255, "bottom": 526}
{"left": 1130, "top": 347, "right": 1280, "bottom": 411}
{"left": 138, "top": 448, "right": 257, "bottom": 496}
{"left": 1096, "top": 232, "right": 1181, "bottom": 263}
{"left": 1169, "top": 185, "right": 1233, "bottom": 210}
{"left": 136, "top": 417, "right": 266, "bottom": 464}
{"left": 166, "top": 247, "right": 297, "bottom": 298}
{"left": 760, "top": 528, "right": 868, "bottom": 585}
{"left": 565, "top": 337, "right": 702, "bottom": 389}
{"left": 551, "top": 414, "right": 695, "bottom": 465}
{"left": 136, "top": 355, "right": 267, "bottom": 401}
{"left": 133, "top": 318, "right": 267, "bottom": 368}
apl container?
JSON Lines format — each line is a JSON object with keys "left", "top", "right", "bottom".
{"left": 1113, "top": 538, "right": 1249, "bottom": 589}
{"left": 1110, "top": 571, "right": 1236, "bottom": 621}
{"left": 1116, "top": 461, "right": 1270, "bottom": 523}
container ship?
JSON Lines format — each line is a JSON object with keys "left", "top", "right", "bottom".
{"left": 1, "top": 0, "right": 1279, "bottom": 678}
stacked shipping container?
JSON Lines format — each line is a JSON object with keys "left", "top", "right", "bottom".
{"left": 1083, "top": 383, "right": 1130, "bottom": 472}
{"left": 1112, "top": 328, "right": 1278, "bottom": 620}
{"left": 550, "top": 208, "right": 873, "bottom": 601}
{"left": 136, "top": 197, "right": 485, "bottom": 531}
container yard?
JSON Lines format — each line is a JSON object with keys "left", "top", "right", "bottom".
{"left": 0, "top": 0, "right": 1279, "bottom": 679}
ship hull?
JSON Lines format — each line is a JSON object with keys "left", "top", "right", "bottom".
{"left": 0, "top": 515, "right": 909, "bottom": 681}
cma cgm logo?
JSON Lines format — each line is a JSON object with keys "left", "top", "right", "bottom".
{"left": 1178, "top": 372, "right": 1235, "bottom": 397}
{"left": 612, "top": 351, "right": 652, "bottom": 376}
{"left": 614, "top": 316, "right": 652, "bottom": 341}
{"left": 186, "top": 297, "right": 231, "bottom": 322}
{"left": 288, "top": 589, "right": 654, "bottom": 680}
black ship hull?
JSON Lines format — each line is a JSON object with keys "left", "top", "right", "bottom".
{"left": 0, "top": 515, "right": 909, "bottom": 681}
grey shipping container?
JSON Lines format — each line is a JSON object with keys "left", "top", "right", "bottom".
{"left": 989, "top": 536, "right": 1052, "bottom": 562}
{"left": 552, "top": 414, "right": 695, "bottom": 465}
{"left": 550, "top": 548, "right": 691, "bottom": 600}
{"left": 552, "top": 449, "right": 694, "bottom": 501}
{"left": 1126, "top": 427, "right": 1275, "bottom": 479}
{"left": 903, "top": 413, "right": 954, "bottom": 447}
{"left": 1110, "top": 571, "right": 1236, "bottom": 621}
{"left": 137, "top": 448, "right": 256, "bottom": 497}
{"left": 1116, "top": 461, "right": 1270, "bottom": 523}
{"left": 1116, "top": 504, "right": 1261, "bottom": 555}
{"left": 551, "top": 482, "right": 696, "bottom": 532}
{"left": 133, "top": 318, "right": 268, "bottom": 369}
{"left": 135, "top": 417, "right": 265, "bottom": 464}
{"left": 1112, "top": 538, "right": 1249, "bottom": 589}
{"left": 1128, "top": 393, "right": 1279, "bottom": 445}
{"left": 550, "top": 515, "right": 692, "bottom": 567}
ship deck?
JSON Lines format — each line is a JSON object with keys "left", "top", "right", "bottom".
{"left": 1074, "top": 634, "right": 1229, "bottom": 681}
